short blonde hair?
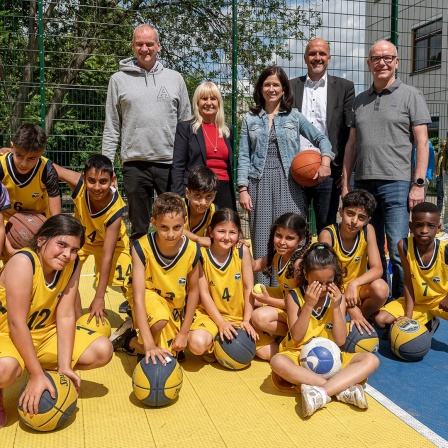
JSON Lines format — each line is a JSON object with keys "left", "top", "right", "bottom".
{"left": 192, "top": 82, "right": 230, "bottom": 138}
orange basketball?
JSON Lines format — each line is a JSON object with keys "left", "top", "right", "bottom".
{"left": 6, "top": 212, "right": 47, "bottom": 249}
{"left": 290, "top": 150, "right": 322, "bottom": 187}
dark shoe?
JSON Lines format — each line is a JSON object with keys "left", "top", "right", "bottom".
{"left": 119, "top": 300, "right": 130, "bottom": 314}
{"left": 176, "top": 350, "right": 186, "bottom": 363}
{"left": 109, "top": 319, "right": 135, "bottom": 354}
{"left": 426, "top": 317, "right": 440, "bottom": 337}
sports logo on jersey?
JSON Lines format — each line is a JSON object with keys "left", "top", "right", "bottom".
{"left": 284, "top": 284, "right": 290, "bottom": 289}
{"left": 354, "top": 256, "right": 361, "bottom": 262}
{"left": 146, "top": 276, "right": 153, "bottom": 283}
{"left": 432, "top": 277, "right": 441, "bottom": 283}
{"left": 234, "top": 273, "right": 241, "bottom": 281}
{"left": 178, "top": 277, "right": 186, "bottom": 285}
{"left": 32, "top": 192, "right": 40, "bottom": 198}
{"left": 173, "top": 309, "right": 179, "bottom": 320}
{"left": 325, "top": 323, "right": 333, "bottom": 331}
{"left": 209, "top": 280, "right": 215, "bottom": 286}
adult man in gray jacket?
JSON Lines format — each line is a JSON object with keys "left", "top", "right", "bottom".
{"left": 102, "top": 24, "right": 191, "bottom": 240}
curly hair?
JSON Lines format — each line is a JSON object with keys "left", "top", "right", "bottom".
{"left": 296, "top": 242, "right": 345, "bottom": 291}
{"left": 263, "top": 213, "right": 312, "bottom": 279}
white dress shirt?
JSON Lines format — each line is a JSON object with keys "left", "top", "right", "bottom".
{"left": 299, "top": 73, "right": 328, "bottom": 152}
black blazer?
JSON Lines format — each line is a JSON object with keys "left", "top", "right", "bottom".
{"left": 171, "top": 119, "right": 235, "bottom": 196}
{"left": 289, "top": 74, "right": 355, "bottom": 167}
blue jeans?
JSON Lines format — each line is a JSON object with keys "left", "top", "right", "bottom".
{"left": 436, "top": 175, "right": 443, "bottom": 213}
{"left": 354, "top": 180, "right": 410, "bottom": 299}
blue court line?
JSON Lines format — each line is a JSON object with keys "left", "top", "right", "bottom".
{"left": 369, "top": 319, "right": 448, "bottom": 444}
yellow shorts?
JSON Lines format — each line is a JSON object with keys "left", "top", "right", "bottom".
{"left": 0, "top": 325, "right": 104, "bottom": 373}
{"left": 190, "top": 308, "right": 274, "bottom": 351}
{"left": 129, "top": 289, "right": 183, "bottom": 351}
{"left": 380, "top": 297, "right": 448, "bottom": 324}
{"left": 78, "top": 243, "right": 131, "bottom": 288}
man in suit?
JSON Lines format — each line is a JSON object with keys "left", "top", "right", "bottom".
{"left": 290, "top": 38, "right": 355, "bottom": 234}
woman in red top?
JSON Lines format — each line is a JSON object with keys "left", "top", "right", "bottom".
{"left": 172, "top": 81, "right": 236, "bottom": 210}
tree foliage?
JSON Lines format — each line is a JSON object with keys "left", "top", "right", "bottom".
{"left": 0, "top": 0, "right": 323, "bottom": 154}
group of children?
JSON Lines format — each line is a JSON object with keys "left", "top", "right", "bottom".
{"left": 0, "top": 123, "right": 447, "bottom": 427}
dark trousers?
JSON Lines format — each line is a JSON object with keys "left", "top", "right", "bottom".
{"left": 304, "top": 165, "right": 341, "bottom": 235}
{"left": 123, "top": 161, "right": 171, "bottom": 240}
{"left": 436, "top": 175, "right": 443, "bottom": 213}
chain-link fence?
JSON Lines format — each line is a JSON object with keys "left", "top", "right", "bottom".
{"left": 1, "top": 1, "right": 447, "bottom": 233}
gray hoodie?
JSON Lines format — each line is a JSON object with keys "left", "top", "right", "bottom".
{"left": 102, "top": 58, "right": 191, "bottom": 164}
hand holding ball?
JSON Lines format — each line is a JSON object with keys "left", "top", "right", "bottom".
{"left": 253, "top": 284, "right": 263, "bottom": 294}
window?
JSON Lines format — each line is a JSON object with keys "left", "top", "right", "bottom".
{"left": 428, "top": 116, "right": 439, "bottom": 141}
{"left": 413, "top": 19, "right": 442, "bottom": 72}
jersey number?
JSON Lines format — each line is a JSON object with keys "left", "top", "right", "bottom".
{"left": 116, "top": 263, "right": 131, "bottom": 281}
{"left": 421, "top": 282, "right": 428, "bottom": 296}
{"left": 27, "top": 309, "right": 51, "bottom": 330}
{"left": 87, "top": 230, "right": 97, "bottom": 243}
{"left": 14, "top": 202, "right": 23, "bottom": 211}
{"left": 222, "top": 287, "right": 230, "bottom": 301}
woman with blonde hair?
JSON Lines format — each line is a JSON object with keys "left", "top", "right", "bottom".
{"left": 172, "top": 81, "right": 236, "bottom": 210}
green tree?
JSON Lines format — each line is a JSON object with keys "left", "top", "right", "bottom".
{"left": 0, "top": 0, "right": 323, "bottom": 146}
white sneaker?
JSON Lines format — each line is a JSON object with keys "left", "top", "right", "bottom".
{"left": 301, "top": 384, "right": 331, "bottom": 417}
{"left": 336, "top": 384, "right": 368, "bottom": 409}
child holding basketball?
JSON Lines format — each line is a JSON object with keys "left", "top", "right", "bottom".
{"left": 112, "top": 192, "right": 201, "bottom": 365}
{"left": 188, "top": 208, "right": 258, "bottom": 363}
{"left": 54, "top": 155, "right": 131, "bottom": 325}
{"left": 0, "top": 215, "right": 113, "bottom": 427}
{"left": 270, "top": 243, "right": 380, "bottom": 418}
{"left": 183, "top": 166, "right": 218, "bottom": 248}
{"left": 373, "top": 202, "right": 448, "bottom": 335}
{"left": 251, "top": 212, "right": 312, "bottom": 360}
{"left": 0, "top": 123, "right": 61, "bottom": 258}
{"left": 319, "top": 190, "right": 389, "bottom": 333}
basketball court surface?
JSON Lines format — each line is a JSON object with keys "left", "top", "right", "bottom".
{"left": 1, "top": 257, "right": 447, "bottom": 447}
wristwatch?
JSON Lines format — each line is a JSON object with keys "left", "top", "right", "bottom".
{"left": 413, "top": 178, "right": 425, "bottom": 187}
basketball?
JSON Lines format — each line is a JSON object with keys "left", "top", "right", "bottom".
{"left": 290, "top": 150, "right": 322, "bottom": 187}
{"left": 389, "top": 318, "right": 432, "bottom": 362}
{"left": 6, "top": 212, "right": 47, "bottom": 249}
{"left": 132, "top": 356, "right": 183, "bottom": 407}
{"left": 76, "top": 313, "right": 112, "bottom": 338}
{"left": 17, "top": 371, "right": 78, "bottom": 432}
{"left": 300, "top": 337, "right": 342, "bottom": 379}
{"left": 214, "top": 328, "right": 256, "bottom": 370}
{"left": 341, "top": 323, "right": 379, "bottom": 353}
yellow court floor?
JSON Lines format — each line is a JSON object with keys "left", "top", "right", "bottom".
{"left": 0, "top": 257, "right": 439, "bottom": 447}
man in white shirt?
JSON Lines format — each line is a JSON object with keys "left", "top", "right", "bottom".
{"left": 290, "top": 38, "right": 355, "bottom": 233}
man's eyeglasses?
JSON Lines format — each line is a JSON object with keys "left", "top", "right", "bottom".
{"left": 369, "top": 55, "right": 398, "bottom": 65}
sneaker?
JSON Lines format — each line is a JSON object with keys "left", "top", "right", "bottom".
{"left": 0, "top": 389, "right": 6, "bottom": 428}
{"left": 426, "top": 317, "right": 440, "bottom": 337}
{"left": 336, "top": 384, "right": 368, "bottom": 409}
{"left": 301, "top": 384, "right": 331, "bottom": 417}
{"left": 118, "top": 300, "right": 130, "bottom": 314}
{"left": 109, "top": 319, "right": 135, "bottom": 354}
{"left": 176, "top": 350, "right": 186, "bottom": 363}
{"left": 201, "top": 352, "right": 217, "bottom": 363}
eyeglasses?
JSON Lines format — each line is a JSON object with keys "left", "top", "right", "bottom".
{"left": 369, "top": 55, "right": 398, "bottom": 65}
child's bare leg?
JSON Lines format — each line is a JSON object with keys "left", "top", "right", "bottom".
{"left": 359, "top": 280, "right": 389, "bottom": 319}
{"left": 129, "top": 319, "right": 168, "bottom": 353}
{"left": 372, "top": 309, "right": 396, "bottom": 329}
{"left": 0, "top": 357, "right": 22, "bottom": 388}
{"left": 256, "top": 342, "right": 279, "bottom": 361}
{"left": 251, "top": 306, "right": 288, "bottom": 336}
{"left": 75, "top": 289, "right": 83, "bottom": 320}
{"left": 188, "top": 329, "right": 213, "bottom": 355}
{"left": 75, "top": 337, "right": 113, "bottom": 369}
{"left": 324, "top": 353, "right": 379, "bottom": 396}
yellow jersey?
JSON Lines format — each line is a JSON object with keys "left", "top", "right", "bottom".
{"left": 184, "top": 199, "right": 215, "bottom": 236}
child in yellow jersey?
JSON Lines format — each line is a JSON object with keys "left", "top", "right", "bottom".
{"left": 189, "top": 208, "right": 258, "bottom": 362}
{"left": 270, "top": 243, "right": 379, "bottom": 418}
{"left": 0, "top": 123, "right": 61, "bottom": 257}
{"left": 54, "top": 155, "right": 131, "bottom": 325}
{"left": 0, "top": 215, "right": 113, "bottom": 428}
{"left": 373, "top": 202, "right": 448, "bottom": 335}
{"left": 319, "top": 190, "right": 389, "bottom": 333}
{"left": 251, "top": 212, "right": 312, "bottom": 360}
{"left": 112, "top": 193, "right": 201, "bottom": 365}
{"left": 183, "top": 166, "right": 218, "bottom": 248}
